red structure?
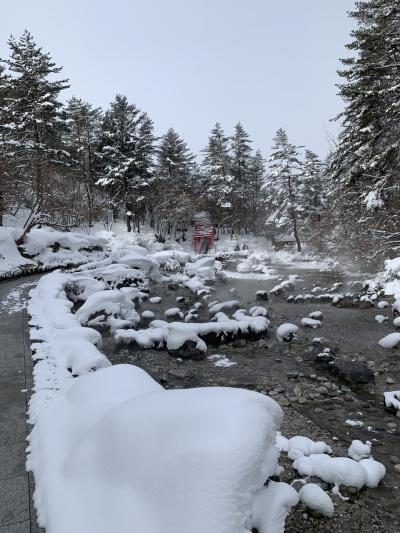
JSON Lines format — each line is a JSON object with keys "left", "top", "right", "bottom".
{"left": 192, "top": 213, "right": 214, "bottom": 253}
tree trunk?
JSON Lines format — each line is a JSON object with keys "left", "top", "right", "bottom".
{"left": 291, "top": 209, "right": 301, "bottom": 252}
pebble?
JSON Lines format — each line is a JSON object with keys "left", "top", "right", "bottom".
{"left": 317, "top": 386, "right": 328, "bottom": 395}
{"left": 278, "top": 398, "right": 290, "bottom": 407}
{"left": 314, "top": 407, "right": 324, "bottom": 413}
{"left": 309, "top": 374, "right": 317, "bottom": 380}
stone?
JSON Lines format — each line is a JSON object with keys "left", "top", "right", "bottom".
{"left": 386, "top": 377, "right": 395, "bottom": 384}
{"left": 232, "top": 338, "right": 247, "bottom": 348}
{"left": 278, "top": 398, "right": 290, "bottom": 407}
{"left": 394, "top": 464, "right": 400, "bottom": 475}
{"left": 327, "top": 360, "right": 375, "bottom": 386}
{"left": 390, "top": 456, "right": 400, "bottom": 464}
{"left": 298, "top": 397, "right": 308, "bottom": 404}
{"left": 317, "top": 386, "right": 328, "bottom": 395}
{"left": 168, "top": 340, "right": 206, "bottom": 361}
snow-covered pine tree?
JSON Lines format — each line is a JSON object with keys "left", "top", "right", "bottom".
{"left": 201, "top": 122, "right": 234, "bottom": 230}
{"left": 64, "top": 97, "right": 103, "bottom": 227}
{"left": 299, "top": 150, "right": 325, "bottom": 224}
{"left": 264, "top": 128, "right": 302, "bottom": 251}
{"left": 97, "top": 94, "right": 156, "bottom": 231}
{"left": 152, "top": 128, "right": 196, "bottom": 240}
{"left": 328, "top": 0, "right": 400, "bottom": 258}
{"left": 0, "top": 31, "right": 70, "bottom": 240}
{"left": 0, "top": 62, "right": 12, "bottom": 225}
{"left": 248, "top": 149, "right": 266, "bottom": 232}
{"left": 230, "top": 122, "right": 253, "bottom": 232}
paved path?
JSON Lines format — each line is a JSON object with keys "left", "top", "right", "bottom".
{"left": 0, "top": 276, "right": 43, "bottom": 533}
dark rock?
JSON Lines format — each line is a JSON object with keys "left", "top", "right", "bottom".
{"left": 256, "top": 290, "right": 269, "bottom": 301}
{"left": 328, "top": 360, "right": 375, "bottom": 386}
{"left": 232, "top": 338, "right": 247, "bottom": 348}
{"left": 168, "top": 283, "right": 180, "bottom": 291}
{"left": 168, "top": 340, "right": 206, "bottom": 361}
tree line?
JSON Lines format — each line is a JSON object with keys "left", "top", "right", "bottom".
{"left": 2, "top": 0, "right": 398, "bottom": 265}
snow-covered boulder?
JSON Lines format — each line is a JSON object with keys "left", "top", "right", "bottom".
{"left": 252, "top": 481, "right": 299, "bottom": 533}
{"left": 299, "top": 484, "right": 334, "bottom": 517}
{"left": 301, "top": 317, "right": 321, "bottom": 328}
{"left": 151, "top": 250, "right": 190, "bottom": 265}
{"left": 384, "top": 390, "right": 400, "bottom": 415}
{"left": 348, "top": 440, "right": 371, "bottom": 461}
{"left": 286, "top": 436, "right": 332, "bottom": 461}
{"left": 75, "top": 289, "right": 140, "bottom": 329}
{"left": 276, "top": 323, "right": 299, "bottom": 342}
{"left": 118, "top": 250, "right": 159, "bottom": 277}
{"left": 185, "top": 256, "right": 215, "bottom": 280}
{"left": 28, "top": 365, "right": 283, "bottom": 533}
{"left": 378, "top": 332, "right": 400, "bottom": 349}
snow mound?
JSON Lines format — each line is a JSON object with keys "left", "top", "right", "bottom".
{"left": 276, "top": 323, "right": 299, "bottom": 342}
{"left": 23, "top": 228, "right": 107, "bottom": 255}
{"left": 301, "top": 317, "right": 321, "bottom": 328}
{"left": 378, "top": 332, "right": 400, "bottom": 349}
{"left": 359, "top": 458, "right": 386, "bottom": 488}
{"left": 286, "top": 436, "right": 332, "bottom": 461}
{"left": 0, "top": 227, "right": 35, "bottom": 276}
{"left": 28, "top": 365, "right": 283, "bottom": 533}
{"left": 299, "top": 484, "right": 334, "bottom": 517}
{"left": 252, "top": 481, "right": 299, "bottom": 533}
{"left": 348, "top": 440, "right": 371, "bottom": 461}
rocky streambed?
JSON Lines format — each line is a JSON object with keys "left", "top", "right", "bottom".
{"left": 101, "top": 257, "right": 400, "bottom": 532}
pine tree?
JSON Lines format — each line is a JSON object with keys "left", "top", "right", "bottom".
{"left": 248, "top": 150, "right": 266, "bottom": 232}
{"left": 201, "top": 123, "right": 233, "bottom": 227}
{"left": 230, "top": 122, "right": 253, "bottom": 232}
{"left": 97, "top": 94, "right": 156, "bottom": 230}
{"left": 156, "top": 127, "right": 195, "bottom": 184}
{"left": 64, "top": 97, "right": 103, "bottom": 227}
{"left": 264, "top": 129, "right": 302, "bottom": 251}
{"left": 299, "top": 150, "right": 325, "bottom": 224}
{"left": 0, "top": 31, "right": 70, "bottom": 239}
{"left": 328, "top": 0, "right": 400, "bottom": 257}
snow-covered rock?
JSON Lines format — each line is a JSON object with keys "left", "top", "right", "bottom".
{"left": 252, "top": 481, "right": 299, "bottom": 533}
{"left": 28, "top": 365, "right": 284, "bottom": 533}
{"left": 308, "top": 311, "right": 322, "bottom": 319}
{"left": 299, "top": 484, "right": 334, "bottom": 517}
{"left": 23, "top": 228, "right": 107, "bottom": 255}
{"left": 185, "top": 256, "right": 215, "bottom": 279}
{"left": 208, "top": 300, "right": 240, "bottom": 314}
{"left": 375, "top": 314, "right": 388, "bottom": 323}
{"left": 141, "top": 310, "right": 155, "bottom": 319}
{"left": 249, "top": 305, "right": 268, "bottom": 317}
{"left": 348, "top": 440, "right": 371, "bottom": 461}
{"left": 378, "top": 332, "right": 400, "bottom": 349}
{"left": 149, "top": 296, "right": 162, "bottom": 304}
{"left": 276, "top": 323, "right": 299, "bottom": 342}
{"left": 151, "top": 250, "right": 190, "bottom": 265}
{"left": 164, "top": 307, "right": 183, "bottom": 318}
{"left": 359, "top": 458, "right": 386, "bottom": 488}
{"left": 286, "top": 436, "right": 332, "bottom": 461}
{"left": 0, "top": 227, "right": 35, "bottom": 276}
{"left": 301, "top": 317, "right": 321, "bottom": 328}
{"left": 384, "top": 390, "right": 400, "bottom": 414}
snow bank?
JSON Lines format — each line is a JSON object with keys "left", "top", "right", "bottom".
{"left": 28, "top": 365, "right": 284, "bottom": 533}
{"left": 23, "top": 228, "right": 107, "bottom": 255}
{"left": 0, "top": 226, "right": 35, "bottom": 276}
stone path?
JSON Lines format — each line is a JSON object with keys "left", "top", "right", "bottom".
{"left": 0, "top": 276, "right": 43, "bottom": 533}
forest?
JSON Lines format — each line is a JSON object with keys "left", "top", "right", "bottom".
{"left": 1, "top": 1, "right": 399, "bottom": 266}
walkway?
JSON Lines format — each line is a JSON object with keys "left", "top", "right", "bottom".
{"left": 0, "top": 276, "right": 43, "bottom": 533}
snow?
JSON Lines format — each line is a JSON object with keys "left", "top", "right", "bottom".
{"left": 384, "top": 390, "right": 400, "bottom": 412}
{"left": 301, "top": 317, "right": 321, "bottom": 328}
{"left": 276, "top": 323, "right": 299, "bottom": 342}
{"left": 377, "top": 300, "right": 389, "bottom": 309}
{"left": 393, "top": 317, "right": 400, "bottom": 327}
{"left": 359, "top": 459, "right": 386, "bottom": 488}
{"left": 208, "top": 354, "right": 237, "bottom": 367}
{"left": 151, "top": 250, "right": 190, "bottom": 265}
{"left": 375, "top": 314, "right": 388, "bottom": 323}
{"left": 208, "top": 299, "right": 240, "bottom": 314}
{"left": 299, "top": 484, "right": 334, "bottom": 517}
{"left": 348, "top": 440, "right": 371, "bottom": 461}
{"left": 185, "top": 256, "right": 215, "bottom": 279}
{"left": 164, "top": 307, "right": 183, "bottom": 318}
{"left": 270, "top": 279, "right": 295, "bottom": 295}
{"left": 345, "top": 419, "right": 364, "bottom": 427}
{"left": 28, "top": 363, "right": 284, "bottom": 533}
{"left": 0, "top": 226, "right": 35, "bottom": 276}
{"left": 378, "top": 332, "right": 400, "bottom": 349}
{"left": 141, "top": 310, "right": 155, "bottom": 319}
{"left": 308, "top": 311, "right": 322, "bottom": 319}
{"left": 286, "top": 436, "right": 332, "bottom": 461}
{"left": 23, "top": 228, "right": 107, "bottom": 255}
{"left": 149, "top": 296, "right": 162, "bottom": 303}
{"left": 115, "top": 315, "right": 270, "bottom": 353}
{"left": 251, "top": 481, "right": 299, "bottom": 533}
{"left": 249, "top": 306, "right": 268, "bottom": 317}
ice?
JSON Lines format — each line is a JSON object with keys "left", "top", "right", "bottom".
{"left": 299, "top": 484, "right": 334, "bottom": 517}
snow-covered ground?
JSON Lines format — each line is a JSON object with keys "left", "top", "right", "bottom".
{"left": 22, "top": 223, "right": 390, "bottom": 533}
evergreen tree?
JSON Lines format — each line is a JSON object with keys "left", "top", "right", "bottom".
{"left": 64, "top": 97, "right": 103, "bottom": 227}
{"left": 156, "top": 127, "right": 195, "bottom": 184}
{"left": 248, "top": 150, "right": 266, "bottom": 232}
{"left": 201, "top": 123, "right": 233, "bottom": 227}
{"left": 328, "top": 0, "right": 400, "bottom": 257}
{"left": 97, "top": 94, "right": 156, "bottom": 230}
{"left": 298, "top": 150, "right": 325, "bottom": 224}
{"left": 264, "top": 129, "right": 302, "bottom": 251}
{"left": 230, "top": 122, "right": 253, "bottom": 232}
{"left": 0, "top": 31, "right": 70, "bottom": 239}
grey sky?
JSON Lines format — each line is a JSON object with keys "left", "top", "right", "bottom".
{"left": 1, "top": 0, "right": 355, "bottom": 159}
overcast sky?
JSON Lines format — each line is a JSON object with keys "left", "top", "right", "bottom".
{"left": 1, "top": 0, "right": 356, "bottom": 158}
